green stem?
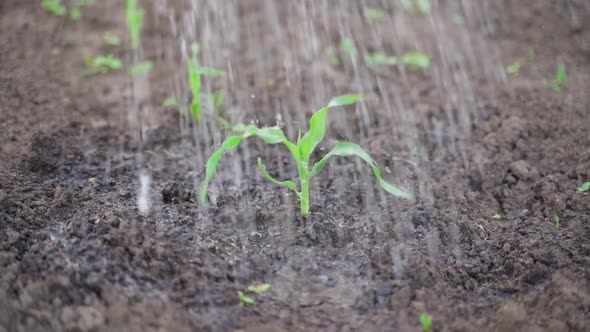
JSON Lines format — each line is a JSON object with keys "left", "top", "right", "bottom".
{"left": 300, "top": 177, "right": 310, "bottom": 217}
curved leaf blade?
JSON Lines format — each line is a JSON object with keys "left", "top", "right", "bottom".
{"left": 298, "top": 94, "right": 363, "bottom": 162}
{"left": 196, "top": 66, "right": 227, "bottom": 76}
{"left": 257, "top": 158, "right": 299, "bottom": 195}
{"left": 310, "top": 142, "right": 413, "bottom": 200}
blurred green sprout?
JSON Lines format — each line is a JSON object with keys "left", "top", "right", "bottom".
{"left": 363, "top": 7, "right": 388, "bottom": 22}
{"left": 84, "top": 54, "right": 122, "bottom": 75}
{"left": 420, "top": 314, "right": 433, "bottom": 332}
{"left": 578, "top": 182, "right": 590, "bottom": 192}
{"left": 103, "top": 33, "right": 121, "bottom": 46}
{"left": 128, "top": 60, "right": 153, "bottom": 76}
{"left": 238, "top": 283, "right": 271, "bottom": 307}
{"left": 125, "top": 0, "right": 145, "bottom": 50}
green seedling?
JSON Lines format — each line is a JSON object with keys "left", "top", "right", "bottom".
{"left": 128, "top": 60, "right": 153, "bottom": 76}
{"left": 363, "top": 7, "right": 388, "bottom": 22}
{"left": 420, "top": 314, "right": 433, "bottom": 332}
{"left": 84, "top": 54, "right": 123, "bottom": 75}
{"left": 578, "top": 182, "right": 590, "bottom": 192}
{"left": 162, "top": 97, "right": 180, "bottom": 107}
{"left": 340, "top": 38, "right": 358, "bottom": 58}
{"left": 410, "top": 147, "right": 418, "bottom": 157}
{"left": 493, "top": 213, "right": 502, "bottom": 220}
{"left": 206, "top": 89, "right": 231, "bottom": 128}
{"left": 200, "top": 94, "right": 412, "bottom": 217}
{"left": 42, "top": 0, "right": 66, "bottom": 16}
{"left": 401, "top": 0, "right": 431, "bottom": 14}
{"left": 187, "top": 43, "right": 227, "bottom": 123}
{"left": 365, "top": 53, "right": 398, "bottom": 66}
{"left": 238, "top": 283, "right": 271, "bottom": 307}
{"left": 326, "top": 47, "right": 340, "bottom": 67}
{"left": 402, "top": 53, "right": 431, "bottom": 70}
{"left": 554, "top": 215, "right": 560, "bottom": 231}
{"left": 506, "top": 61, "right": 521, "bottom": 75}
{"left": 103, "top": 33, "right": 121, "bottom": 46}
{"left": 552, "top": 63, "right": 566, "bottom": 93}
{"left": 125, "top": 0, "right": 145, "bottom": 50}
{"left": 70, "top": 0, "right": 95, "bottom": 20}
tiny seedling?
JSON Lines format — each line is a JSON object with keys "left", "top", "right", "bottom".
{"left": 125, "top": 0, "right": 145, "bottom": 50}
{"left": 340, "top": 38, "right": 358, "bottom": 58}
{"left": 402, "top": 0, "right": 431, "bottom": 14}
{"left": 326, "top": 47, "right": 340, "bottom": 67}
{"left": 420, "top": 314, "right": 433, "bottom": 332}
{"left": 493, "top": 213, "right": 502, "bottom": 220}
{"left": 238, "top": 283, "right": 271, "bottom": 307}
{"left": 70, "top": 0, "right": 95, "bottom": 21}
{"left": 554, "top": 215, "right": 560, "bottom": 231}
{"left": 363, "top": 7, "right": 388, "bottom": 23}
{"left": 200, "top": 94, "right": 413, "bottom": 217}
{"left": 365, "top": 53, "right": 398, "bottom": 66}
{"left": 128, "top": 60, "right": 153, "bottom": 76}
{"left": 578, "top": 182, "right": 590, "bottom": 192}
{"left": 552, "top": 63, "right": 566, "bottom": 93}
{"left": 42, "top": 0, "right": 66, "bottom": 16}
{"left": 506, "top": 61, "right": 521, "bottom": 75}
{"left": 84, "top": 54, "right": 122, "bottom": 75}
{"left": 162, "top": 97, "right": 180, "bottom": 108}
{"left": 187, "top": 43, "right": 227, "bottom": 123}
{"left": 103, "top": 33, "right": 121, "bottom": 46}
{"left": 402, "top": 53, "right": 431, "bottom": 70}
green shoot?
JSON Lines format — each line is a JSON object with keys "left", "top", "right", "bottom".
{"left": 326, "top": 47, "right": 340, "bottom": 67}
{"left": 128, "top": 61, "right": 153, "bottom": 76}
{"left": 237, "top": 291, "right": 255, "bottom": 307}
{"left": 493, "top": 213, "right": 502, "bottom": 220}
{"left": 552, "top": 63, "right": 566, "bottom": 93}
{"left": 247, "top": 283, "right": 271, "bottom": 296}
{"left": 42, "top": 0, "right": 66, "bottom": 16}
{"left": 125, "top": 0, "right": 145, "bottom": 50}
{"left": 452, "top": 14, "right": 465, "bottom": 25}
{"left": 506, "top": 62, "right": 521, "bottom": 75}
{"left": 199, "top": 94, "right": 413, "bottom": 217}
{"left": 70, "top": 0, "right": 95, "bottom": 20}
{"left": 84, "top": 54, "right": 122, "bottom": 75}
{"left": 162, "top": 97, "right": 179, "bottom": 107}
{"left": 402, "top": 53, "right": 431, "bottom": 70}
{"left": 416, "top": 0, "right": 431, "bottom": 14}
{"left": 554, "top": 215, "right": 560, "bottom": 231}
{"left": 420, "top": 314, "right": 433, "bottom": 332}
{"left": 187, "top": 43, "right": 227, "bottom": 124}
{"left": 340, "top": 38, "right": 358, "bottom": 58}
{"left": 578, "top": 182, "right": 590, "bottom": 192}
{"left": 365, "top": 53, "right": 398, "bottom": 66}
{"left": 363, "top": 7, "right": 388, "bottom": 23}
{"left": 103, "top": 33, "right": 121, "bottom": 46}
{"left": 410, "top": 147, "right": 418, "bottom": 157}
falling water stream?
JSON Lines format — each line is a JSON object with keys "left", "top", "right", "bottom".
{"left": 125, "top": 0, "right": 503, "bottom": 322}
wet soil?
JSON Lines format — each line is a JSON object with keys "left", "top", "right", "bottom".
{"left": 1, "top": 0, "right": 590, "bottom": 331}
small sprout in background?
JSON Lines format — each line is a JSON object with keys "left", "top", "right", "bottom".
{"left": 128, "top": 60, "right": 153, "bottom": 76}
{"left": 420, "top": 314, "right": 433, "bottom": 332}
{"left": 493, "top": 213, "right": 502, "bottom": 220}
{"left": 410, "top": 147, "right": 418, "bottom": 157}
{"left": 103, "top": 33, "right": 121, "bottom": 46}
{"left": 42, "top": 0, "right": 66, "bottom": 16}
{"left": 162, "top": 97, "right": 179, "bottom": 108}
{"left": 363, "top": 7, "right": 388, "bottom": 23}
{"left": 577, "top": 182, "right": 590, "bottom": 192}
{"left": 340, "top": 38, "right": 358, "bottom": 58}
{"left": 552, "top": 63, "right": 566, "bottom": 93}
{"left": 200, "top": 94, "right": 413, "bottom": 217}
{"left": 402, "top": 52, "right": 431, "bottom": 70}
{"left": 84, "top": 54, "right": 123, "bottom": 75}
{"left": 326, "top": 47, "right": 340, "bottom": 67}
{"left": 452, "top": 14, "right": 465, "bottom": 25}
{"left": 247, "top": 283, "right": 271, "bottom": 296}
{"left": 125, "top": 0, "right": 145, "bottom": 50}
{"left": 365, "top": 53, "right": 398, "bottom": 66}
{"left": 70, "top": 0, "right": 96, "bottom": 21}
{"left": 528, "top": 47, "right": 536, "bottom": 62}
{"left": 238, "top": 283, "right": 271, "bottom": 307}
{"left": 554, "top": 215, "right": 560, "bottom": 231}
{"left": 506, "top": 61, "right": 521, "bottom": 75}
{"left": 416, "top": 0, "right": 432, "bottom": 14}
{"left": 237, "top": 291, "right": 255, "bottom": 307}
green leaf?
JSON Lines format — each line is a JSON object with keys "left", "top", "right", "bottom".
{"left": 416, "top": 0, "right": 431, "bottom": 14}
{"left": 247, "top": 283, "right": 272, "bottom": 295}
{"left": 129, "top": 61, "right": 153, "bottom": 76}
{"left": 506, "top": 62, "right": 521, "bottom": 75}
{"left": 42, "top": 0, "right": 66, "bottom": 16}
{"left": 310, "top": 142, "right": 413, "bottom": 200}
{"left": 162, "top": 97, "right": 179, "bottom": 107}
{"left": 188, "top": 59, "right": 202, "bottom": 122}
{"left": 365, "top": 53, "right": 398, "bottom": 66}
{"left": 199, "top": 126, "right": 297, "bottom": 204}
{"left": 298, "top": 94, "right": 363, "bottom": 163}
{"left": 553, "top": 63, "right": 566, "bottom": 92}
{"left": 238, "top": 291, "right": 255, "bottom": 306}
{"left": 125, "top": 0, "right": 145, "bottom": 50}
{"left": 257, "top": 158, "right": 299, "bottom": 195}
{"left": 103, "top": 33, "right": 121, "bottom": 46}
{"left": 340, "top": 38, "right": 358, "bottom": 58}
{"left": 578, "top": 182, "right": 590, "bottom": 192}
{"left": 493, "top": 213, "right": 502, "bottom": 219}
{"left": 402, "top": 53, "right": 431, "bottom": 70}
{"left": 196, "top": 66, "right": 227, "bottom": 76}
{"left": 554, "top": 215, "right": 560, "bottom": 231}
{"left": 419, "top": 314, "right": 433, "bottom": 332}
{"left": 212, "top": 90, "right": 226, "bottom": 109}
{"left": 70, "top": 7, "right": 81, "bottom": 20}
{"left": 363, "top": 7, "right": 388, "bottom": 22}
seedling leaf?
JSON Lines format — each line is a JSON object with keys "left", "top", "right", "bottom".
{"left": 493, "top": 213, "right": 502, "bottom": 219}
{"left": 238, "top": 291, "right": 255, "bottom": 307}
{"left": 554, "top": 215, "right": 560, "bottom": 231}
{"left": 196, "top": 67, "right": 227, "bottom": 76}
{"left": 247, "top": 283, "right": 271, "bottom": 295}
{"left": 340, "top": 38, "right": 358, "bottom": 58}
{"left": 578, "top": 182, "right": 590, "bottom": 192}
{"left": 125, "top": 0, "right": 145, "bottom": 50}
{"left": 420, "top": 314, "right": 433, "bottom": 332}
{"left": 42, "top": 0, "right": 66, "bottom": 16}
{"left": 163, "top": 98, "right": 179, "bottom": 107}
{"left": 310, "top": 142, "right": 413, "bottom": 199}
{"left": 257, "top": 158, "right": 299, "bottom": 195}
{"left": 365, "top": 53, "right": 398, "bottom": 66}
{"left": 416, "top": 0, "right": 431, "bottom": 14}
{"left": 553, "top": 63, "right": 566, "bottom": 92}
{"left": 129, "top": 61, "right": 153, "bottom": 76}
{"left": 506, "top": 62, "right": 521, "bottom": 75}
{"left": 363, "top": 7, "right": 388, "bottom": 22}
{"left": 103, "top": 33, "right": 121, "bottom": 46}
{"left": 402, "top": 53, "right": 431, "bottom": 70}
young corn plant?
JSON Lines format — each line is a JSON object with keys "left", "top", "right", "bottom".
{"left": 199, "top": 94, "right": 413, "bottom": 217}
{"left": 42, "top": 0, "right": 67, "bottom": 16}
{"left": 84, "top": 54, "right": 123, "bottom": 75}
{"left": 238, "top": 283, "right": 271, "bottom": 307}
{"left": 125, "top": 0, "right": 145, "bottom": 50}
{"left": 420, "top": 314, "right": 433, "bottom": 332}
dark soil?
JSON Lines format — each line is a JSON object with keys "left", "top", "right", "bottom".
{"left": 1, "top": 1, "right": 590, "bottom": 331}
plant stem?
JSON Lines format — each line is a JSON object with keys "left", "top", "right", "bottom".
{"left": 300, "top": 177, "right": 310, "bottom": 217}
